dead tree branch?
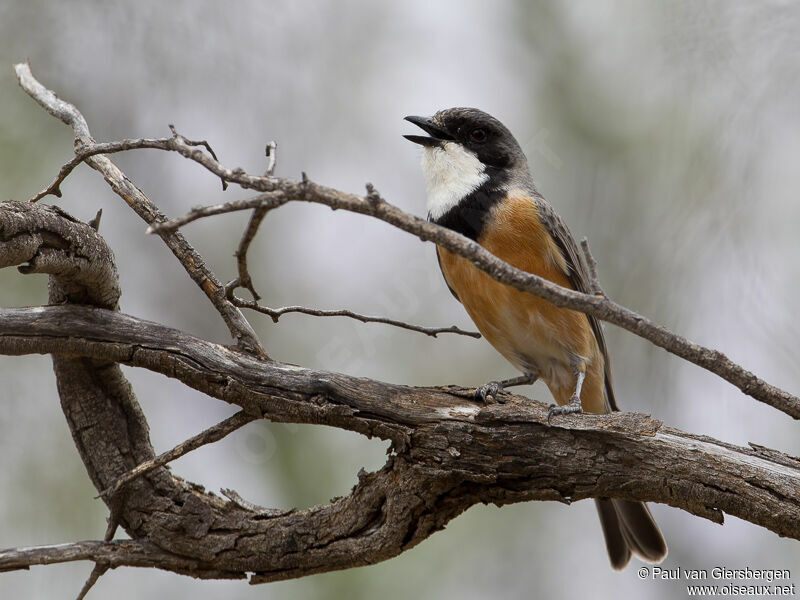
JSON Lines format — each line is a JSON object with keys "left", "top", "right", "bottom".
{"left": 580, "top": 237, "right": 604, "bottom": 296}
{"left": 15, "top": 60, "right": 791, "bottom": 418}
{"left": 0, "top": 539, "right": 244, "bottom": 578}
{"left": 75, "top": 563, "right": 109, "bottom": 600}
{"left": 97, "top": 410, "right": 258, "bottom": 499}
{"left": 149, "top": 175, "right": 800, "bottom": 419}
{"left": 14, "top": 61, "right": 263, "bottom": 355}
{"left": 4, "top": 62, "right": 800, "bottom": 591}
{"left": 230, "top": 204, "right": 273, "bottom": 301}
{"left": 2, "top": 301, "right": 800, "bottom": 578}
{"left": 230, "top": 298, "right": 481, "bottom": 338}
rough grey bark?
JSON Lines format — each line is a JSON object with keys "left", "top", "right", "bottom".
{"left": 1, "top": 200, "right": 800, "bottom": 584}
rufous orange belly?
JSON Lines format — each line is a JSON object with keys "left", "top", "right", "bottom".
{"left": 436, "top": 191, "right": 609, "bottom": 414}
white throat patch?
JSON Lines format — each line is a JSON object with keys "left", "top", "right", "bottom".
{"left": 421, "top": 142, "right": 488, "bottom": 220}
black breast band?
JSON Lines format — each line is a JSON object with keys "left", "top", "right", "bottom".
{"left": 430, "top": 182, "right": 506, "bottom": 241}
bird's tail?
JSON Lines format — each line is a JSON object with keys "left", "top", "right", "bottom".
{"left": 594, "top": 498, "right": 667, "bottom": 570}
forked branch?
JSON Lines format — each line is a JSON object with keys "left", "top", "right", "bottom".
{"left": 150, "top": 168, "right": 800, "bottom": 419}
{"left": 18, "top": 61, "right": 790, "bottom": 418}
{"left": 1, "top": 302, "right": 800, "bottom": 578}
{"left": 3, "top": 63, "right": 800, "bottom": 592}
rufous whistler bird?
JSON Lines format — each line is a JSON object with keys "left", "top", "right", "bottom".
{"left": 404, "top": 107, "right": 667, "bottom": 570}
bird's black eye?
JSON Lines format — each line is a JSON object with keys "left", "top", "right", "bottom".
{"left": 470, "top": 128, "right": 487, "bottom": 143}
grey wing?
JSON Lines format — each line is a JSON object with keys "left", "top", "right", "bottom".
{"left": 535, "top": 197, "right": 619, "bottom": 412}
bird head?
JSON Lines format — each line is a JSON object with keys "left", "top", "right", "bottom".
{"left": 404, "top": 107, "right": 531, "bottom": 221}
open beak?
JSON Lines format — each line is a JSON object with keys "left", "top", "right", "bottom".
{"left": 403, "top": 115, "right": 454, "bottom": 147}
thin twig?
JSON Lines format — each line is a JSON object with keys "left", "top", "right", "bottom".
{"left": 580, "top": 237, "right": 604, "bottom": 296}
{"left": 221, "top": 488, "right": 294, "bottom": 517}
{"left": 97, "top": 410, "right": 258, "bottom": 499}
{"left": 230, "top": 296, "right": 482, "bottom": 338}
{"left": 0, "top": 538, "right": 244, "bottom": 578}
{"left": 229, "top": 207, "right": 269, "bottom": 301}
{"left": 226, "top": 192, "right": 288, "bottom": 302}
{"left": 168, "top": 124, "right": 227, "bottom": 190}
{"left": 87, "top": 208, "right": 103, "bottom": 232}
{"left": 30, "top": 137, "right": 173, "bottom": 202}
{"left": 146, "top": 194, "right": 289, "bottom": 234}
{"left": 217, "top": 176, "right": 473, "bottom": 337}
{"left": 75, "top": 563, "right": 109, "bottom": 600}
{"left": 223, "top": 141, "right": 279, "bottom": 300}
{"left": 15, "top": 62, "right": 264, "bottom": 355}
{"left": 103, "top": 498, "right": 121, "bottom": 542}
{"left": 264, "top": 141, "right": 277, "bottom": 177}
{"left": 30, "top": 129, "right": 229, "bottom": 203}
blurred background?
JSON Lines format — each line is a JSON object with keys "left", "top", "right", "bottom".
{"left": 2, "top": 1, "right": 799, "bottom": 598}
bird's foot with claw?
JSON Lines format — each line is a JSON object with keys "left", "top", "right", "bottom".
{"left": 474, "top": 381, "right": 508, "bottom": 404}
{"left": 547, "top": 394, "right": 583, "bottom": 424}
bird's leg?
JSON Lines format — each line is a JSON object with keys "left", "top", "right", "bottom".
{"left": 474, "top": 373, "right": 538, "bottom": 404}
{"left": 547, "top": 365, "right": 585, "bottom": 423}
